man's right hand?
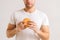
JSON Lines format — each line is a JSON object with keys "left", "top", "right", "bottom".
{"left": 17, "top": 21, "right": 25, "bottom": 32}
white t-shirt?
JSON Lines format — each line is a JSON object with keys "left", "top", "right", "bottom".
{"left": 9, "top": 9, "right": 49, "bottom": 40}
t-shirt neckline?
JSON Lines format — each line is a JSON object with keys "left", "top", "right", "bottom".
{"left": 22, "top": 8, "right": 37, "bottom": 15}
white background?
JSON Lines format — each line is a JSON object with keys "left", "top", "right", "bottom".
{"left": 0, "top": 0, "right": 59, "bottom": 40}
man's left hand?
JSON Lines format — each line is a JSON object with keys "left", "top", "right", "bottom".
{"left": 28, "top": 21, "right": 39, "bottom": 32}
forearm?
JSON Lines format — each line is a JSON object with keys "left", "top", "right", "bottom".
{"left": 7, "top": 28, "right": 16, "bottom": 38}
{"left": 34, "top": 30, "right": 49, "bottom": 40}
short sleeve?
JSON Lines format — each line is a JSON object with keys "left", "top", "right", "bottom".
{"left": 9, "top": 12, "right": 16, "bottom": 25}
{"left": 42, "top": 14, "right": 49, "bottom": 26}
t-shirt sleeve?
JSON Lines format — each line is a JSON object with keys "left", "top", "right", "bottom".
{"left": 42, "top": 14, "right": 49, "bottom": 26}
{"left": 9, "top": 12, "right": 16, "bottom": 25}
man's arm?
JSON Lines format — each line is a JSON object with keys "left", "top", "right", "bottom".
{"left": 6, "top": 21, "right": 25, "bottom": 38}
{"left": 6, "top": 23, "right": 16, "bottom": 38}
{"left": 27, "top": 21, "right": 50, "bottom": 40}
{"left": 35, "top": 25, "right": 50, "bottom": 40}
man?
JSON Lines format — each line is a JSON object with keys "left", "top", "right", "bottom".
{"left": 6, "top": 0, "right": 50, "bottom": 40}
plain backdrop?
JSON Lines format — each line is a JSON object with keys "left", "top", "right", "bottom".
{"left": 0, "top": 0, "right": 59, "bottom": 40}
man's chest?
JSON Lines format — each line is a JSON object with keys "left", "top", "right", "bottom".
{"left": 15, "top": 13, "right": 43, "bottom": 29}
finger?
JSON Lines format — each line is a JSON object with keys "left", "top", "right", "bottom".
{"left": 18, "top": 21, "right": 23, "bottom": 25}
{"left": 17, "top": 22, "right": 25, "bottom": 28}
{"left": 29, "top": 21, "right": 36, "bottom": 24}
{"left": 28, "top": 23, "right": 36, "bottom": 27}
{"left": 28, "top": 25, "right": 33, "bottom": 27}
{"left": 28, "top": 21, "right": 36, "bottom": 26}
{"left": 28, "top": 25, "right": 36, "bottom": 29}
{"left": 28, "top": 21, "right": 35, "bottom": 24}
